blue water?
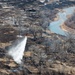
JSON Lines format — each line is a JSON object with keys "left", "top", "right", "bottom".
{"left": 49, "top": 7, "right": 75, "bottom": 36}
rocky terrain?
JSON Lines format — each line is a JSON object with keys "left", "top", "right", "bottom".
{"left": 65, "top": 12, "right": 75, "bottom": 29}
{"left": 0, "top": 0, "right": 75, "bottom": 75}
{"left": 61, "top": 12, "right": 75, "bottom": 34}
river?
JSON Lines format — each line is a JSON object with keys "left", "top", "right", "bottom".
{"left": 49, "top": 6, "right": 75, "bottom": 36}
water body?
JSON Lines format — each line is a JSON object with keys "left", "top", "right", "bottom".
{"left": 8, "top": 36, "right": 27, "bottom": 64}
{"left": 49, "top": 6, "right": 75, "bottom": 36}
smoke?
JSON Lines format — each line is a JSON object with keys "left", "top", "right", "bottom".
{"left": 7, "top": 36, "right": 27, "bottom": 64}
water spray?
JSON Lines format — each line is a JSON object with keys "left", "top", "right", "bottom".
{"left": 8, "top": 36, "right": 27, "bottom": 64}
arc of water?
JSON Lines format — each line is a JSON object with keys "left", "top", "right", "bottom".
{"left": 8, "top": 36, "right": 27, "bottom": 64}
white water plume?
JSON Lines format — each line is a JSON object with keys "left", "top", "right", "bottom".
{"left": 8, "top": 36, "right": 27, "bottom": 64}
